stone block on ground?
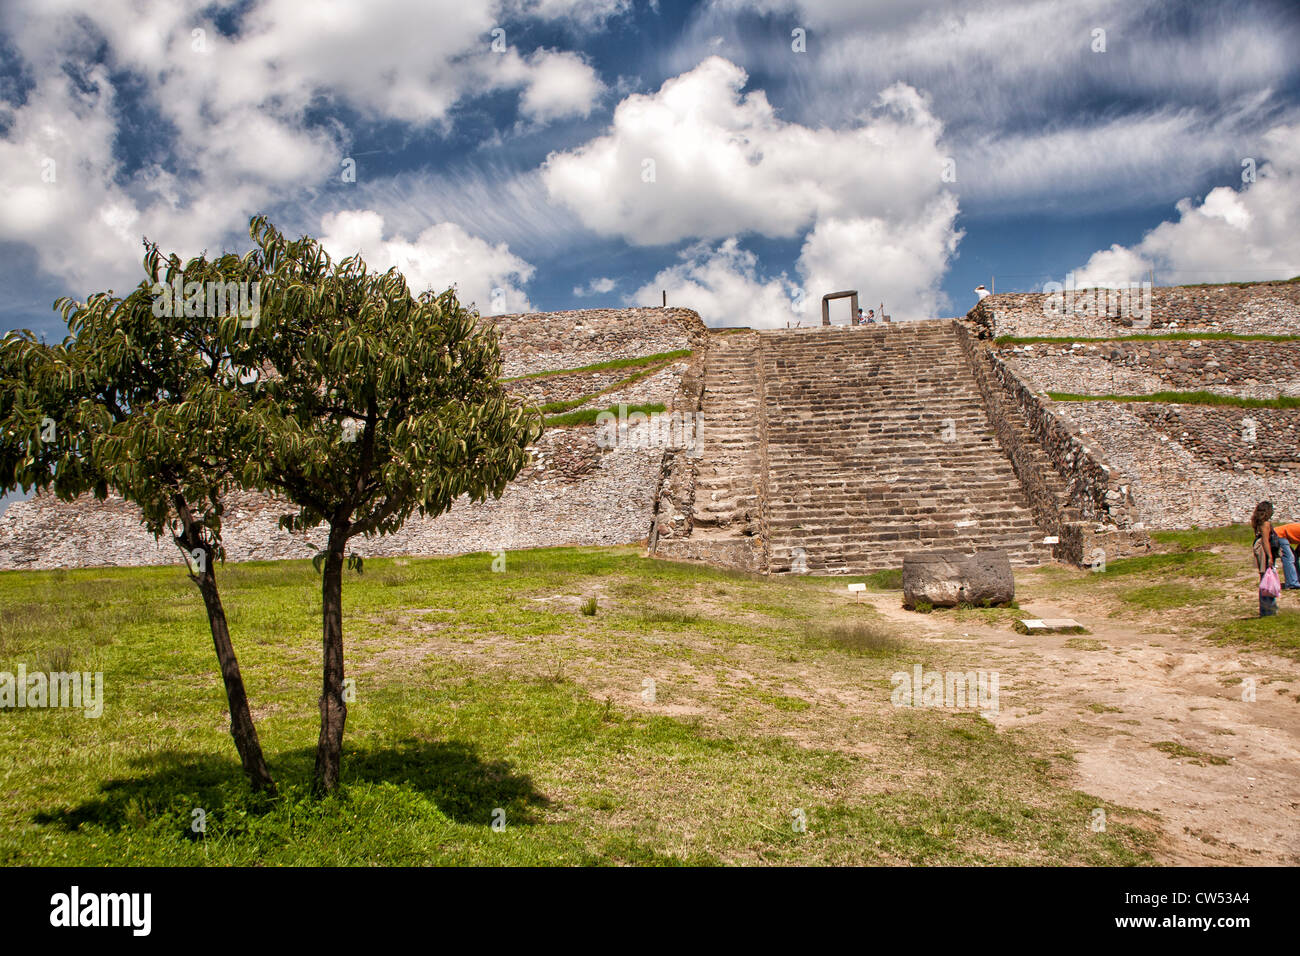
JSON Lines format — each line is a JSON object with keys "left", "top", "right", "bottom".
{"left": 1015, "top": 618, "right": 1087, "bottom": 634}
{"left": 902, "top": 549, "right": 1014, "bottom": 609}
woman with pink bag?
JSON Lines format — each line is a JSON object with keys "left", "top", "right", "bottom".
{"left": 1252, "top": 501, "right": 1282, "bottom": 617}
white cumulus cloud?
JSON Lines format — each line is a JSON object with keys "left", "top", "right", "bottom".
{"left": 1073, "top": 124, "right": 1300, "bottom": 286}
{"left": 573, "top": 276, "right": 618, "bottom": 297}
{"left": 798, "top": 194, "right": 963, "bottom": 320}
{"left": 519, "top": 50, "right": 606, "bottom": 123}
{"left": 631, "top": 238, "right": 802, "bottom": 328}
{"left": 318, "top": 210, "right": 536, "bottom": 315}
{"left": 546, "top": 56, "right": 961, "bottom": 320}
{"left": 543, "top": 58, "right": 952, "bottom": 243}
{"left": 0, "top": 0, "right": 612, "bottom": 302}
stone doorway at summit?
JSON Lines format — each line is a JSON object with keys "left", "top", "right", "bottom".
{"left": 821, "top": 289, "right": 860, "bottom": 326}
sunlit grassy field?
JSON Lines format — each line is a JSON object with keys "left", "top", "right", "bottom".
{"left": 0, "top": 547, "right": 1167, "bottom": 866}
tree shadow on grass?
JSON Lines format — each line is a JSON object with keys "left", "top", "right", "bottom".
{"left": 33, "top": 738, "right": 551, "bottom": 834}
{"left": 346, "top": 738, "right": 552, "bottom": 824}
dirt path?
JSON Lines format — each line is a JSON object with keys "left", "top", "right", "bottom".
{"left": 868, "top": 591, "right": 1300, "bottom": 865}
{"left": 368, "top": 570, "right": 1297, "bottom": 864}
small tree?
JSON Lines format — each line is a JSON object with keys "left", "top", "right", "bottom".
{"left": 232, "top": 217, "right": 541, "bottom": 793}
{"left": 0, "top": 244, "right": 276, "bottom": 792}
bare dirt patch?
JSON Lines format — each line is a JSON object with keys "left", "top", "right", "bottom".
{"left": 867, "top": 573, "right": 1300, "bottom": 866}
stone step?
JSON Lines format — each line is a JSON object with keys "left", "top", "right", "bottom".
{"left": 653, "top": 321, "right": 1059, "bottom": 575}
{"left": 758, "top": 321, "right": 1051, "bottom": 573}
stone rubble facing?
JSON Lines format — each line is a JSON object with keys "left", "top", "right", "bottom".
{"left": 1003, "top": 339, "right": 1300, "bottom": 399}
{"left": 492, "top": 307, "right": 706, "bottom": 378}
{"left": 1059, "top": 402, "right": 1299, "bottom": 529}
{"left": 508, "top": 366, "right": 645, "bottom": 407}
{"left": 1130, "top": 404, "right": 1300, "bottom": 477}
{"left": 572, "top": 363, "right": 688, "bottom": 412}
{"left": 968, "top": 281, "right": 1300, "bottom": 338}
{"left": 0, "top": 307, "right": 707, "bottom": 570}
{"left": 964, "top": 281, "right": 1300, "bottom": 533}
{"left": 7, "top": 282, "right": 1300, "bottom": 572}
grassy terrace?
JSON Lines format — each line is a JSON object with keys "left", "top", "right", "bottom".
{"left": 498, "top": 349, "right": 691, "bottom": 428}
{"left": 544, "top": 402, "right": 667, "bottom": 429}
{"left": 0, "top": 547, "right": 1161, "bottom": 866}
{"left": 995, "top": 332, "right": 1300, "bottom": 346}
{"left": 1048, "top": 390, "right": 1300, "bottom": 409}
{"left": 536, "top": 361, "right": 666, "bottom": 415}
{"left": 503, "top": 349, "right": 692, "bottom": 383}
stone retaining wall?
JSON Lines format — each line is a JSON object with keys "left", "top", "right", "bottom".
{"left": 1002, "top": 340, "right": 1300, "bottom": 399}
{"left": 955, "top": 321, "right": 1150, "bottom": 564}
{"left": 647, "top": 359, "right": 706, "bottom": 550}
{"left": 493, "top": 307, "right": 706, "bottom": 378}
{"left": 0, "top": 308, "right": 708, "bottom": 570}
{"left": 1059, "top": 402, "right": 1299, "bottom": 529}
{"left": 964, "top": 282, "right": 1300, "bottom": 532}
{"left": 1130, "top": 404, "right": 1300, "bottom": 477}
{"left": 508, "top": 366, "right": 642, "bottom": 407}
{"left": 968, "top": 281, "right": 1300, "bottom": 339}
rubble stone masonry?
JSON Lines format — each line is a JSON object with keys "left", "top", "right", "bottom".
{"left": 965, "top": 281, "right": 1300, "bottom": 531}
{"left": 6, "top": 283, "right": 1299, "bottom": 572}
{"left": 1003, "top": 339, "right": 1300, "bottom": 399}
{"left": 967, "top": 280, "right": 1300, "bottom": 339}
{"left": 0, "top": 307, "right": 707, "bottom": 570}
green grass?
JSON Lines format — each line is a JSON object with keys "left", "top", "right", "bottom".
{"left": 858, "top": 569, "right": 903, "bottom": 590}
{"left": 951, "top": 603, "right": 1021, "bottom": 622}
{"left": 1066, "top": 638, "right": 1105, "bottom": 650}
{"left": 535, "top": 360, "right": 682, "bottom": 416}
{"left": 751, "top": 691, "right": 812, "bottom": 713}
{"left": 545, "top": 402, "right": 666, "bottom": 428}
{"left": 1029, "top": 522, "right": 1300, "bottom": 660}
{"left": 1151, "top": 525, "right": 1253, "bottom": 550}
{"left": 637, "top": 608, "right": 699, "bottom": 625}
{"left": 1097, "top": 549, "right": 1226, "bottom": 578}
{"left": 995, "top": 332, "right": 1300, "bottom": 346}
{"left": 1048, "top": 390, "right": 1300, "bottom": 409}
{"left": 803, "top": 621, "right": 905, "bottom": 658}
{"left": 1045, "top": 521, "right": 1300, "bottom": 659}
{"left": 1092, "top": 525, "right": 1243, "bottom": 581}
{"left": 504, "top": 350, "right": 693, "bottom": 383}
{"left": 1151, "top": 741, "right": 1230, "bottom": 766}
{"left": 1210, "top": 609, "right": 1300, "bottom": 657}
{"left": 1120, "top": 583, "right": 1224, "bottom": 611}
{"left": 0, "top": 548, "right": 1157, "bottom": 866}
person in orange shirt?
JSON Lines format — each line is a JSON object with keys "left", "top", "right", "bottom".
{"left": 1273, "top": 521, "right": 1300, "bottom": 589}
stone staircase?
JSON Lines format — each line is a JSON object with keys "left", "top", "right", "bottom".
{"left": 656, "top": 330, "right": 767, "bottom": 570}
{"left": 655, "top": 320, "right": 1056, "bottom": 574}
{"left": 762, "top": 321, "right": 1052, "bottom": 573}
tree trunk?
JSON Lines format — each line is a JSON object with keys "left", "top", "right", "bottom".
{"left": 313, "top": 519, "right": 350, "bottom": 794}
{"left": 195, "top": 563, "right": 277, "bottom": 793}
{"left": 170, "top": 491, "right": 275, "bottom": 794}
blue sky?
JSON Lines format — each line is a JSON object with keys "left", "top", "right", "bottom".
{"left": 1, "top": 0, "right": 1298, "bottom": 343}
